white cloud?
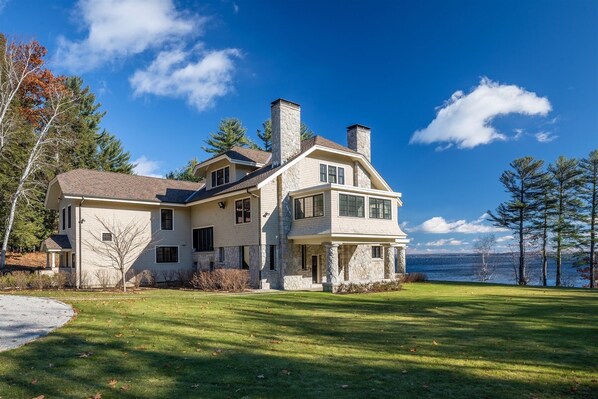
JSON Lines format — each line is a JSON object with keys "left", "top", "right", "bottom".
{"left": 410, "top": 77, "right": 551, "bottom": 149}
{"left": 534, "top": 132, "right": 557, "bottom": 143}
{"left": 411, "top": 213, "right": 508, "bottom": 234}
{"left": 133, "top": 156, "right": 162, "bottom": 178}
{"left": 130, "top": 46, "right": 241, "bottom": 111}
{"left": 496, "top": 235, "right": 514, "bottom": 243}
{"left": 425, "top": 238, "right": 465, "bottom": 247}
{"left": 55, "top": 0, "right": 198, "bottom": 72}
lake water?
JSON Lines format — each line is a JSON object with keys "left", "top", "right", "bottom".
{"left": 407, "top": 253, "right": 587, "bottom": 287}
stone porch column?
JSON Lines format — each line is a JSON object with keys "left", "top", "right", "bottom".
{"left": 397, "top": 246, "right": 406, "bottom": 274}
{"left": 384, "top": 245, "right": 396, "bottom": 279}
{"left": 50, "top": 252, "right": 56, "bottom": 269}
{"left": 323, "top": 243, "right": 339, "bottom": 292}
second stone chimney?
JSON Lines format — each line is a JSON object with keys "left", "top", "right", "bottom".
{"left": 271, "top": 99, "right": 301, "bottom": 167}
{"left": 347, "top": 124, "right": 371, "bottom": 162}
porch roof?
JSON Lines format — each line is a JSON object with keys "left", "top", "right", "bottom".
{"left": 41, "top": 235, "right": 72, "bottom": 251}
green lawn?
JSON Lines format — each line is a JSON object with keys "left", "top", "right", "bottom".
{"left": 0, "top": 283, "right": 596, "bottom": 399}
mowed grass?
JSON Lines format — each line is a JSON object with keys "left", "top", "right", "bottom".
{"left": 0, "top": 283, "right": 597, "bottom": 399}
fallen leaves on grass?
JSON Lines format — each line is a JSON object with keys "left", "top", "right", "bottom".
{"left": 77, "top": 351, "right": 94, "bottom": 358}
{"left": 108, "top": 379, "right": 118, "bottom": 388}
{"left": 281, "top": 369, "right": 291, "bottom": 375}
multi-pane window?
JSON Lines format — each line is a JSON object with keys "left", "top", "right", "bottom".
{"left": 372, "top": 246, "right": 382, "bottom": 259}
{"left": 319, "top": 164, "right": 345, "bottom": 185}
{"left": 161, "top": 209, "right": 173, "bottom": 230}
{"left": 211, "top": 166, "right": 230, "bottom": 187}
{"left": 369, "top": 198, "right": 392, "bottom": 220}
{"left": 101, "top": 233, "right": 113, "bottom": 242}
{"left": 156, "top": 246, "right": 179, "bottom": 263}
{"left": 67, "top": 205, "right": 72, "bottom": 229}
{"left": 269, "top": 245, "right": 276, "bottom": 270}
{"left": 294, "top": 194, "right": 324, "bottom": 219}
{"left": 235, "top": 198, "right": 251, "bottom": 224}
{"left": 339, "top": 194, "right": 365, "bottom": 217}
{"left": 193, "top": 227, "right": 214, "bottom": 252}
{"left": 218, "top": 247, "right": 225, "bottom": 262}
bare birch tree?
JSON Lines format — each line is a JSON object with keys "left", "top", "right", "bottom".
{"left": 85, "top": 217, "right": 155, "bottom": 292}
{"left": 473, "top": 234, "right": 496, "bottom": 282}
{"left": 0, "top": 79, "right": 74, "bottom": 268}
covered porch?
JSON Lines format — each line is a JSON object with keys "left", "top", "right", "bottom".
{"left": 41, "top": 235, "right": 74, "bottom": 270}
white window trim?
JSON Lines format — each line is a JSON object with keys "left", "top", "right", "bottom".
{"left": 155, "top": 245, "right": 180, "bottom": 264}
{"left": 338, "top": 192, "right": 366, "bottom": 218}
{"left": 211, "top": 166, "right": 230, "bottom": 188}
{"left": 67, "top": 205, "right": 72, "bottom": 229}
{"left": 160, "top": 208, "right": 175, "bottom": 231}
{"left": 319, "top": 163, "right": 345, "bottom": 185}
{"left": 293, "top": 192, "right": 325, "bottom": 220}
{"left": 368, "top": 197, "right": 393, "bottom": 220}
{"left": 234, "top": 197, "right": 252, "bottom": 225}
{"left": 61, "top": 207, "right": 66, "bottom": 231}
{"left": 372, "top": 245, "right": 383, "bottom": 259}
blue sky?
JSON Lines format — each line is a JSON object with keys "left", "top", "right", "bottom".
{"left": 1, "top": 0, "right": 597, "bottom": 253}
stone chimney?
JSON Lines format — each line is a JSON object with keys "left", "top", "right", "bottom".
{"left": 271, "top": 99, "right": 301, "bottom": 167}
{"left": 347, "top": 124, "right": 371, "bottom": 162}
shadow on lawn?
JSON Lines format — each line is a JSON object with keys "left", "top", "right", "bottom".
{"left": 0, "top": 287, "right": 596, "bottom": 398}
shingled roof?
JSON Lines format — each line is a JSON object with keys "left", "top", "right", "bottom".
{"left": 42, "top": 234, "right": 72, "bottom": 251}
{"left": 56, "top": 169, "right": 204, "bottom": 204}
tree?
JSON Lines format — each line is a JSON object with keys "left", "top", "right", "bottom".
{"left": 577, "top": 150, "right": 598, "bottom": 288}
{"left": 531, "top": 173, "right": 557, "bottom": 286}
{"left": 255, "top": 118, "right": 315, "bottom": 151}
{"left": 165, "top": 158, "right": 202, "bottom": 182}
{"left": 85, "top": 217, "right": 154, "bottom": 292}
{"left": 549, "top": 156, "right": 584, "bottom": 287}
{"left": 95, "top": 131, "right": 133, "bottom": 173}
{"left": 488, "top": 157, "right": 546, "bottom": 285}
{"left": 202, "top": 118, "right": 252, "bottom": 154}
{"left": 473, "top": 234, "right": 496, "bottom": 282}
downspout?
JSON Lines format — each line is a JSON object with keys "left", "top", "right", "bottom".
{"left": 77, "top": 197, "right": 85, "bottom": 289}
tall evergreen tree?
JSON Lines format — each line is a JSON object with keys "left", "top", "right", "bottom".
{"left": 578, "top": 150, "right": 598, "bottom": 288}
{"left": 95, "top": 131, "right": 133, "bottom": 173}
{"left": 488, "top": 157, "right": 546, "bottom": 285}
{"left": 549, "top": 156, "right": 584, "bottom": 287}
{"left": 531, "top": 173, "right": 557, "bottom": 286}
{"left": 165, "top": 158, "right": 202, "bottom": 182}
{"left": 255, "top": 118, "right": 315, "bottom": 151}
{"left": 202, "top": 118, "right": 251, "bottom": 154}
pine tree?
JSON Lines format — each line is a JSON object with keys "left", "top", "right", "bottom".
{"left": 202, "top": 118, "right": 251, "bottom": 154}
{"left": 531, "top": 173, "right": 557, "bottom": 286}
{"left": 488, "top": 157, "right": 546, "bottom": 285}
{"left": 578, "top": 150, "right": 598, "bottom": 288}
{"left": 549, "top": 156, "right": 584, "bottom": 287}
{"left": 95, "top": 131, "right": 133, "bottom": 173}
{"left": 255, "top": 119, "right": 315, "bottom": 151}
{"left": 165, "top": 158, "right": 202, "bottom": 182}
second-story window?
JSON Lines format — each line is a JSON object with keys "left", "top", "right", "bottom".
{"left": 369, "top": 198, "right": 392, "bottom": 220}
{"left": 339, "top": 194, "right": 365, "bottom": 217}
{"left": 161, "top": 209, "right": 173, "bottom": 230}
{"left": 211, "top": 166, "right": 230, "bottom": 187}
{"left": 295, "top": 194, "right": 324, "bottom": 219}
{"left": 319, "top": 163, "right": 345, "bottom": 185}
{"left": 235, "top": 198, "right": 251, "bottom": 224}
{"left": 61, "top": 208, "right": 66, "bottom": 230}
{"left": 67, "top": 205, "right": 72, "bottom": 229}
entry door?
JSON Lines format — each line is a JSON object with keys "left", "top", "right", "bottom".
{"left": 311, "top": 255, "right": 318, "bottom": 283}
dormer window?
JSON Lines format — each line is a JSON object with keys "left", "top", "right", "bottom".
{"left": 211, "top": 166, "right": 230, "bottom": 187}
{"left": 319, "top": 163, "right": 345, "bottom": 185}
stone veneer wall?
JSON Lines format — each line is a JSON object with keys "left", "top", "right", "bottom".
{"left": 341, "top": 244, "right": 385, "bottom": 282}
{"left": 271, "top": 100, "right": 301, "bottom": 167}
{"left": 347, "top": 125, "right": 371, "bottom": 162}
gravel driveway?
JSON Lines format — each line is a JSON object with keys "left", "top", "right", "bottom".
{"left": 0, "top": 295, "right": 74, "bottom": 352}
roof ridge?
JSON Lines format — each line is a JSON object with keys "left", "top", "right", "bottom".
{"left": 62, "top": 168, "right": 203, "bottom": 186}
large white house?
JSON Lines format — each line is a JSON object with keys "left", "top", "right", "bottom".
{"left": 42, "top": 99, "right": 408, "bottom": 291}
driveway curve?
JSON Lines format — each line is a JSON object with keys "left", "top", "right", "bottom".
{"left": 0, "top": 295, "right": 74, "bottom": 352}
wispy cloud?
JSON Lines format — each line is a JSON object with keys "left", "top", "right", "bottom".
{"left": 410, "top": 213, "right": 507, "bottom": 234}
{"left": 410, "top": 77, "right": 551, "bottom": 149}
{"left": 534, "top": 132, "right": 557, "bottom": 143}
{"left": 496, "top": 235, "right": 514, "bottom": 243}
{"left": 55, "top": 0, "right": 197, "bottom": 72}
{"left": 425, "top": 238, "right": 466, "bottom": 247}
{"left": 132, "top": 156, "right": 162, "bottom": 178}
{"left": 130, "top": 46, "right": 241, "bottom": 111}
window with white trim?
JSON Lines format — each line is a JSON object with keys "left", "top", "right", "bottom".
{"left": 339, "top": 194, "right": 365, "bottom": 217}
{"left": 161, "top": 209, "right": 173, "bottom": 230}
{"left": 156, "top": 246, "right": 178, "bottom": 263}
{"left": 193, "top": 227, "right": 213, "bottom": 252}
{"left": 211, "top": 166, "right": 230, "bottom": 187}
{"left": 294, "top": 194, "right": 324, "bottom": 219}
{"left": 319, "top": 163, "right": 345, "bottom": 185}
{"left": 67, "top": 205, "right": 72, "bottom": 229}
{"left": 369, "top": 198, "right": 392, "bottom": 220}
{"left": 61, "top": 208, "right": 66, "bottom": 230}
{"left": 235, "top": 198, "right": 251, "bottom": 224}
{"left": 101, "top": 233, "right": 112, "bottom": 242}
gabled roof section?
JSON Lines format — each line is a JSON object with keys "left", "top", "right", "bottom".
{"left": 301, "top": 135, "right": 359, "bottom": 154}
{"left": 42, "top": 235, "right": 72, "bottom": 251}
{"left": 193, "top": 146, "right": 271, "bottom": 177}
{"left": 53, "top": 169, "right": 204, "bottom": 204}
